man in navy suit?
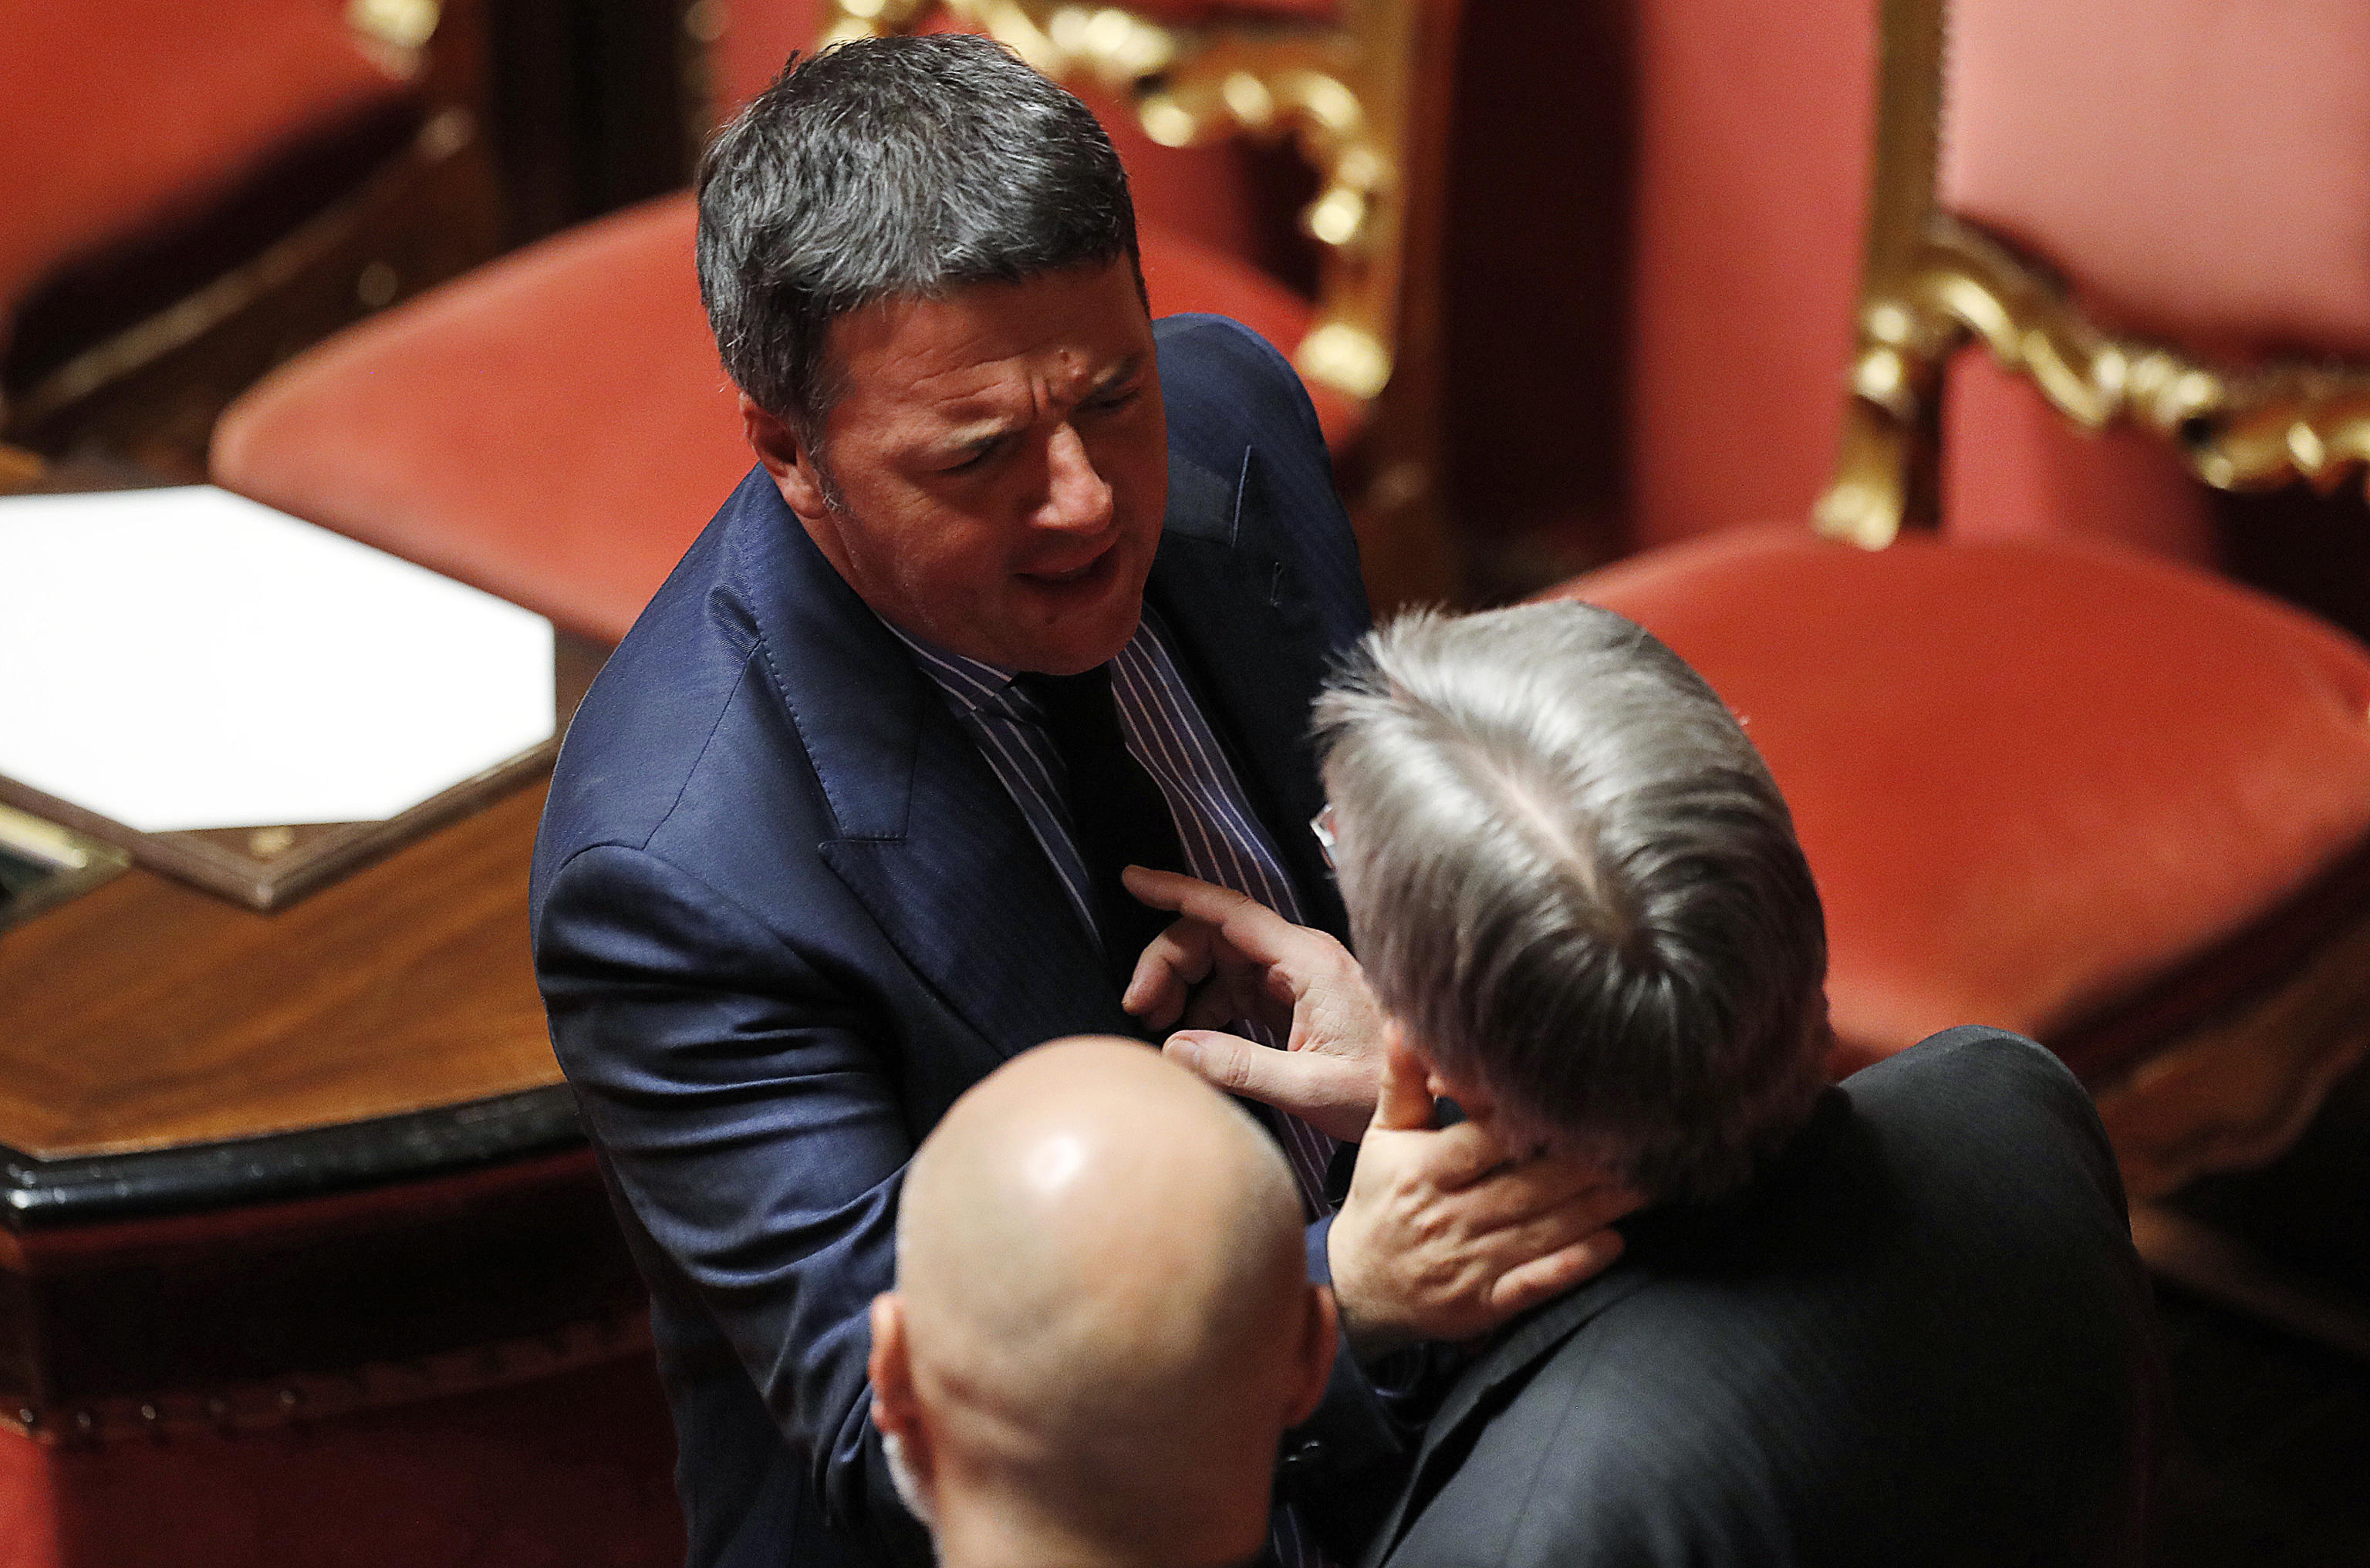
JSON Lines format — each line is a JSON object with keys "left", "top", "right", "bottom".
{"left": 531, "top": 35, "right": 1631, "bottom": 1568}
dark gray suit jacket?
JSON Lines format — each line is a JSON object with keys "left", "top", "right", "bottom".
{"left": 1362, "top": 1027, "right": 2161, "bottom": 1568}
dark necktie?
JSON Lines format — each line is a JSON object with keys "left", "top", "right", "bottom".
{"left": 1019, "top": 666, "right": 1187, "bottom": 992}
{"left": 1027, "top": 667, "right": 1339, "bottom": 1568}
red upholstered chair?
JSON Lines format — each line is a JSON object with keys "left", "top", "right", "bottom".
{"left": 2, "top": 0, "right": 500, "bottom": 471}
{"left": 1552, "top": 0, "right": 2370, "bottom": 1328}
{"left": 211, "top": 0, "right": 1466, "bottom": 644}
{"left": 1626, "top": 0, "right": 2225, "bottom": 568}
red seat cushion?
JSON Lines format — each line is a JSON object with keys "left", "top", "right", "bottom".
{"left": 0, "top": 0, "right": 408, "bottom": 325}
{"left": 211, "top": 193, "right": 1352, "bottom": 643}
{"left": 213, "top": 195, "right": 741, "bottom": 645}
{"left": 1551, "top": 524, "right": 2370, "bottom": 1076}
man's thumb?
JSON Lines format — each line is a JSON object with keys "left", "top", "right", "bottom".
{"left": 1163, "top": 1030, "right": 1270, "bottom": 1098}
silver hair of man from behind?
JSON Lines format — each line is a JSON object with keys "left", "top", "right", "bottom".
{"left": 1314, "top": 600, "right": 1830, "bottom": 1204}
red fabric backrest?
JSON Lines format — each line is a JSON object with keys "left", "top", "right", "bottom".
{"left": 1940, "top": 0, "right": 2370, "bottom": 363}
{"left": 1929, "top": 0, "right": 2370, "bottom": 562}
{"left": 0, "top": 0, "right": 408, "bottom": 323}
{"left": 1623, "top": 0, "right": 2224, "bottom": 565}
{"left": 1626, "top": 0, "right": 1874, "bottom": 550}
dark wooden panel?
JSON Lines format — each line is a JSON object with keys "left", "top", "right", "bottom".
{"left": 1443, "top": 0, "right": 1637, "bottom": 597}
{"left": 0, "top": 1150, "right": 646, "bottom": 1438}
{"left": 486, "top": 0, "right": 694, "bottom": 245}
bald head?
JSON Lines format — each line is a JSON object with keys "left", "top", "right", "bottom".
{"left": 870, "top": 1037, "right": 1333, "bottom": 1568}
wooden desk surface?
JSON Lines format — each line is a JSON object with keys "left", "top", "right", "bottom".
{"left": 0, "top": 774, "right": 647, "bottom": 1431}
{"left": 0, "top": 778, "right": 559, "bottom": 1164}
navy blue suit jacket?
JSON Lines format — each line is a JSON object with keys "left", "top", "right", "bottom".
{"left": 532, "top": 315, "right": 1398, "bottom": 1567}
{"left": 1361, "top": 1028, "right": 2162, "bottom": 1568}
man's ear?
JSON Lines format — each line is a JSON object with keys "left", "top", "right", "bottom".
{"left": 869, "top": 1293, "right": 943, "bottom": 1529}
{"left": 1286, "top": 1283, "right": 1340, "bottom": 1427}
{"left": 1382, "top": 1017, "right": 1449, "bottom": 1107}
{"left": 1386, "top": 1017, "right": 1495, "bottom": 1125}
{"left": 739, "top": 392, "right": 831, "bottom": 521}
{"left": 868, "top": 1292, "right": 918, "bottom": 1442}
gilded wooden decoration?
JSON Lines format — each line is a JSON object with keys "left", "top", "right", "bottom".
{"left": 1815, "top": 0, "right": 2370, "bottom": 548}
{"left": 2092, "top": 907, "right": 2370, "bottom": 1202}
{"left": 346, "top": 0, "right": 441, "bottom": 54}
{"left": 822, "top": 0, "right": 1417, "bottom": 405}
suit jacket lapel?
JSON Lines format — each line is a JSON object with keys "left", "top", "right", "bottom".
{"left": 1361, "top": 1266, "right": 1659, "bottom": 1566}
{"left": 1146, "top": 443, "right": 1352, "bottom": 941}
{"left": 737, "top": 493, "right": 1133, "bottom": 1060}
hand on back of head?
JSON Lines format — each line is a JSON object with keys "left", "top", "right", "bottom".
{"left": 1119, "top": 864, "right": 1646, "bottom": 1359}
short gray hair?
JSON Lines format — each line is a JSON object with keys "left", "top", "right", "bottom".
{"left": 1315, "top": 602, "right": 1829, "bottom": 1204}
{"left": 695, "top": 33, "right": 1143, "bottom": 444}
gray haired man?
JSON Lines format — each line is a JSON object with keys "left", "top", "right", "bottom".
{"left": 1130, "top": 599, "right": 2160, "bottom": 1566}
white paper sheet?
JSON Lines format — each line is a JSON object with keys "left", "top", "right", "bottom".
{"left": 0, "top": 486, "right": 555, "bottom": 833}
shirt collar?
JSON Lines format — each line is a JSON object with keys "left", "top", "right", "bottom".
{"left": 881, "top": 612, "right": 1165, "bottom": 717}
{"left": 880, "top": 620, "right": 1017, "bottom": 717}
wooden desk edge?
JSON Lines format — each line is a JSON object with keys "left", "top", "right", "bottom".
{"left": 0, "top": 1084, "right": 584, "bottom": 1232}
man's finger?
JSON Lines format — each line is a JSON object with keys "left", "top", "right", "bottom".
{"left": 1121, "top": 918, "right": 1214, "bottom": 1027}
{"left": 1166, "top": 1027, "right": 1355, "bottom": 1114}
{"left": 1180, "top": 983, "right": 1249, "bottom": 1034}
{"left": 1475, "top": 1195, "right": 1633, "bottom": 1277}
{"left": 1441, "top": 1165, "right": 1646, "bottom": 1232}
{"left": 1123, "top": 865, "right": 1254, "bottom": 920}
{"left": 1488, "top": 1229, "right": 1627, "bottom": 1317}
{"left": 1168, "top": 1032, "right": 1380, "bottom": 1141}
{"left": 1123, "top": 865, "right": 1318, "bottom": 972}
{"left": 1163, "top": 1030, "right": 1274, "bottom": 1098}
{"left": 1381, "top": 1120, "right": 1510, "bottom": 1191}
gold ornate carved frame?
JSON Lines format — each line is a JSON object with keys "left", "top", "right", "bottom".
{"left": 1815, "top": 0, "right": 2370, "bottom": 551}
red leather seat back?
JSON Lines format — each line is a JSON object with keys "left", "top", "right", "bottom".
{"left": 1928, "top": 0, "right": 2370, "bottom": 568}
{"left": 1624, "top": 0, "right": 2223, "bottom": 565}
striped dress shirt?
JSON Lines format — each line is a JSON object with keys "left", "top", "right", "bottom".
{"left": 887, "top": 605, "right": 1340, "bottom": 1216}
